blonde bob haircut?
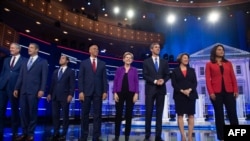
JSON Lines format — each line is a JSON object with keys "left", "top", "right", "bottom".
{"left": 123, "top": 52, "right": 134, "bottom": 59}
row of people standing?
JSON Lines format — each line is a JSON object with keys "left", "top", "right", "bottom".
{"left": 0, "top": 42, "right": 239, "bottom": 141}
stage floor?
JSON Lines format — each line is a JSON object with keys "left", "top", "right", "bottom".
{"left": 2, "top": 118, "right": 250, "bottom": 141}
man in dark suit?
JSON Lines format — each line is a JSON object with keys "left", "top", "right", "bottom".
{"left": 143, "top": 43, "right": 170, "bottom": 141}
{"left": 0, "top": 43, "right": 27, "bottom": 140}
{"left": 78, "top": 44, "right": 108, "bottom": 141}
{"left": 47, "top": 55, "right": 75, "bottom": 141}
{"left": 13, "top": 43, "right": 48, "bottom": 141}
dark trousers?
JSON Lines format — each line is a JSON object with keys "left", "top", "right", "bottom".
{"left": 52, "top": 100, "right": 70, "bottom": 136}
{"left": 211, "top": 92, "right": 239, "bottom": 140}
{"left": 0, "top": 87, "right": 19, "bottom": 134}
{"left": 19, "top": 94, "right": 39, "bottom": 136}
{"left": 115, "top": 92, "right": 134, "bottom": 137}
{"left": 145, "top": 93, "right": 165, "bottom": 138}
{"left": 80, "top": 95, "right": 102, "bottom": 141}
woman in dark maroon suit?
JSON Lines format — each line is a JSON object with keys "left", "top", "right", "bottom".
{"left": 171, "top": 53, "right": 198, "bottom": 141}
{"left": 205, "top": 44, "right": 239, "bottom": 141}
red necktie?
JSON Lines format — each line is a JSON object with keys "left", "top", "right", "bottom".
{"left": 10, "top": 56, "right": 16, "bottom": 68}
{"left": 92, "top": 58, "right": 96, "bottom": 72}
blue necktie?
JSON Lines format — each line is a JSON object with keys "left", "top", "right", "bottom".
{"left": 27, "top": 57, "right": 33, "bottom": 70}
{"left": 154, "top": 58, "right": 159, "bottom": 71}
{"left": 58, "top": 68, "right": 63, "bottom": 80}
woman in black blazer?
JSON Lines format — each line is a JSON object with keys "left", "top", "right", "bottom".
{"left": 171, "top": 53, "right": 198, "bottom": 141}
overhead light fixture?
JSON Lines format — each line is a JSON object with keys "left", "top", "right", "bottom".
{"left": 190, "top": 1, "right": 194, "bottom": 4}
{"left": 104, "top": 13, "right": 108, "bottom": 17}
{"left": 208, "top": 11, "right": 220, "bottom": 23}
{"left": 4, "top": 8, "right": 10, "bottom": 12}
{"left": 87, "top": 0, "right": 92, "bottom": 5}
{"left": 88, "top": 38, "right": 92, "bottom": 41}
{"left": 166, "top": 14, "right": 176, "bottom": 24}
{"left": 36, "top": 21, "right": 41, "bottom": 25}
{"left": 63, "top": 31, "right": 68, "bottom": 34}
{"left": 54, "top": 38, "right": 59, "bottom": 41}
{"left": 113, "top": 6, "right": 120, "bottom": 15}
{"left": 127, "top": 9, "right": 135, "bottom": 19}
{"left": 81, "top": 7, "right": 85, "bottom": 11}
{"left": 25, "top": 29, "right": 30, "bottom": 33}
{"left": 218, "top": 1, "right": 222, "bottom": 4}
{"left": 101, "top": 0, "right": 106, "bottom": 11}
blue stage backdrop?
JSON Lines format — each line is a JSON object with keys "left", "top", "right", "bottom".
{"left": 156, "top": 10, "right": 250, "bottom": 60}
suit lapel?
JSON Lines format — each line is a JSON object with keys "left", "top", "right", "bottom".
{"left": 58, "top": 67, "right": 69, "bottom": 81}
{"left": 13, "top": 56, "right": 23, "bottom": 69}
{"left": 28, "top": 57, "right": 40, "bottom": 71}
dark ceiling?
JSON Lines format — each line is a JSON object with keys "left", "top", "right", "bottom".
{"left": 0, "top": 0, "right": 250, "bottom": 60}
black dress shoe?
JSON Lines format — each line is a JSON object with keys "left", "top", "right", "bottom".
{"left": 26, "top": 135, "right": 34, "bottom": 141}
{"left": 15, "top": 135, "right": 27, "bottom": 141}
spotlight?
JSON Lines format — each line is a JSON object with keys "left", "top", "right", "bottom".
{"left": 101, "top": 0, "right": 106, "bottom": 11}
{"left": 208, "top": 11, "right": 220, "bottom": 23}
{"left": 167, "top": 14, "right": 176, "bottom": 24}
{"left": 113, "top": 6, "right": 120, "bottom": 15}
{"left": 86, "top": 0, "right": 91, "bottom": 5}
{"left": 127, "top": 9, "right": 134, "bottom": 19}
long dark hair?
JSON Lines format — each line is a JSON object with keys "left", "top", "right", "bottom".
{"left": 210, "top": 44, "right": 228, "bottom": 63}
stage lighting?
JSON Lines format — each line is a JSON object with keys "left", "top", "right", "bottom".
{"left": 208, "top": 11, "right": 220, "bottom": 23}
{"left": 86, "top": 0, "right": 91, "bottom": 5}
{"left": 101, "top": 0, "right": 106, "bottom": 11}
{"left": 127, "top": 9, "right": 135, "bottom": 19}
{"left": 167, "top": 14, "right": 176, "bottom": 24}
{"left": 113, "top": 6, "right": 120, "bottom": 15}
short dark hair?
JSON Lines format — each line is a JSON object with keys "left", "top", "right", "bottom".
{"left": 61, "top": 55, "right": 69, "bottom": 61}
{"left": 29, "top": 43, "right": 39, "bottom": 50}
{"left": 176, "top": 53, "right": 189, "bottom": 64}
{"left": 88, "top": 44, "right": 98, "bottom": 49}
{"left": 210, "top": 44, "right": 228, "bottom": 63}
{"left": 149, "top": 42, "right": 160, "bottom": 50}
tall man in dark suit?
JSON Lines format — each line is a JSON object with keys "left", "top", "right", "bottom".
{"left": 0, "top": 43, "right": 27, "bottom": 140}
{"left": 47, "top": 55, "right": 75, "bottom": 141}
{"left": 13, "top": 43, "right": 48, "bottom": 141}
{"left": 143, "top": 43, "right": 170, "bottom": 141}
{"left": 78, "top": 44, "right": 108, "bottom": 141}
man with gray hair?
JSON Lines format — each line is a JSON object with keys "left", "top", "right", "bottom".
{"left": 0, "top": 43, "right": 27, "bottom": 140}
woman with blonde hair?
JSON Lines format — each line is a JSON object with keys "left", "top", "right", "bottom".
{"left": 113, "top": 52, "right": 139, "bottom": 141}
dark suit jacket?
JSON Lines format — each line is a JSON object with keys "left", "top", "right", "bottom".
{"left": 171, "top": 67, "right": 198, "bottom": 100}
{"left": 78, "top": 58, "right": 108, "bottom": 96}
{"left": 15, "top": 56, "right": 48, "bottom": 95}
{"left": 143, "top": 57, "right": 170, "bottom": 95}
{"left": 0, "top": 56, "right": 27, "bottom": 91}
{"left": 49, "top": 67, "right": 75, "bottom": 101}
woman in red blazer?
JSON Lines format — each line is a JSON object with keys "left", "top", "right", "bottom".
{"left": 205, "top": 44, "right": 239, "bottom": 141}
